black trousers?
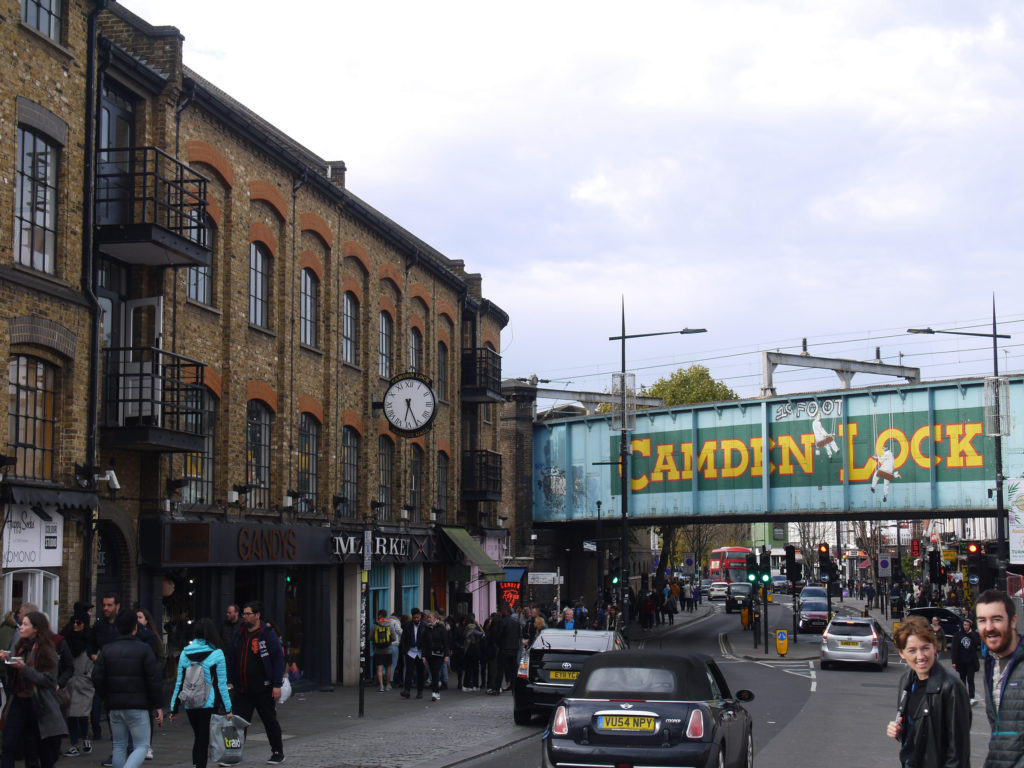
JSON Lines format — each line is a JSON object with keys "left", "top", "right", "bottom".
{"left": 958, "top": 667, "right": 976, "bottom": 699}
{"left": 186, "top": 708, "right": 214, "bottom": 768}
{"left": 427, "top": 656, "right": 445, "bottom": 694}
{"left": 232, "top": 688, "right": 283, "bottom": 756}
{"left": 403, "top": 656, "right": 425, "bottom": 693}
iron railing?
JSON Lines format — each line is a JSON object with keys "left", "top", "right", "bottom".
{"left": 461, "top": 450, "right": 502, "bottom": 498}
{"left": 101, "top": 346, "right": 206, "bottom": 435}
{"left": 461, "top": 347, "right": 502, "bottom": 393}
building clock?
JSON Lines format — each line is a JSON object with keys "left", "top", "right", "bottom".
{"left": 381, "top": 373, "right": 438, "bottom": 437}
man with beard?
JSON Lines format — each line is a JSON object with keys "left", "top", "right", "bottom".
{"left": 976, "top": 588, "right": 1024, "bottom": 767}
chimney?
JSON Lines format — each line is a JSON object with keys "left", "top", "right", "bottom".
{"left": 327, "top": 161, "right": 347, "bottom": 188}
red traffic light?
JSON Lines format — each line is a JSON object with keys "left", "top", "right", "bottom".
{"left": 967, "top": 542, "right": 980, "bottom": 555}
{"left": 818, "top": 543, "right": 829, "bottom": 554}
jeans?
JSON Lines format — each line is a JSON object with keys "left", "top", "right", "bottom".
{"left": 109, "top": 709, "right": 151, "bottom": 768}
{"left": 427, "top": 656, "right": 445, "bottom": 694}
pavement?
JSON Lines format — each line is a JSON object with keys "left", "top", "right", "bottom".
{"left": 128, "top": 605, "right": 718, "bottom": 768}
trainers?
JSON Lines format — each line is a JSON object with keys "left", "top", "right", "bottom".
{"left": 82, "top": 740, "right": 92, "bottom": 754}
{"left": 146, "top": 748, "right": 154, "bottom": 760}
{"left": 431, "top": 691, "right": 440, "bottom": 701}
{"left": 266, "top": 754, "right": 285, "bottom": 765}
{"left": 400, "top": 689, "right": 410, "bottom": 698}
{"left": 102, "top": 759, "right": 113, "bottom": 768}
{"left": 415, "top": 691, "right": 423, "bottom": 699}
{"left": 379, "top": 686, "right": 385, "bottom": 692}
{"left": 64, "top": 747, "right": 80, "bottom": 757}
{"left": 385, "top": 684, "right": 392, "bottom": 691}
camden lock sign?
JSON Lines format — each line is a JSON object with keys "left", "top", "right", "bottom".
{"left": 332, "top": 533, "right": 414, "bottom": 563}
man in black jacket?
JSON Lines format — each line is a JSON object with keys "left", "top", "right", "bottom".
{"left": 422, "top": 612, "right": 450, "bottom": 702}
{"left": 951, "top": 616, "right": 982, "bottom": 705}
{"left": 92, "top": 609, "right": 163, "bottom": 768}
{"left": 399, "top": 608, "right": 426, "bottom": 699}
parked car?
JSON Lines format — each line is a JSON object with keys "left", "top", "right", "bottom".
{"left": 708, "top": 582, "right": 730, "bottom": 600}
{"left": 820, "top": 616, "right": 889, "bottom": 670}
{"left": 725, "top": 583, "right": 753, "bottom": 614}
{"left": 797, "top": 599, "right": 830, "bottom": 633}
{"left": 514, "top": 628, "right": 626, "bottom": 725}
{"left": 541, "top": 650, "right": 755, "bottom": 768}
{"left": 906, "top": 607, "right": 962, "bottom": 640}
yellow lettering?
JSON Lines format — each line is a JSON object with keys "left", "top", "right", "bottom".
{"left": 650, "top": 443, "right": 681, "bottom": 482}
{"left": 910, "top": 425, "right": 941, "bottom": 469}
{"left": 945, "top": 423, "right": 984, "bottom": 468}
{"left": 777, "top": 434, "right": 815, "bottom": 476}
{"left": 679, "top": 443, "right": 693, "bottom": 481}
{"left": 720, "top": 438, "right": 749, "bottom": 479}
{"left": 876, "top": 428, "right": 910, "bottom": 470}
{"left": 846, "top": 422, "right": 875, "bottom": 482}
{"left": 749, "top": 437, "right": 776, "bottom": 477}
{"left": 697, "top": 441, "right": 718, "bottom": 479}
{"left": 630, "top": 438, "right": 651, "bottom": 491}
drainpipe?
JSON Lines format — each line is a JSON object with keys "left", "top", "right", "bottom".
{"left": 82, "top": 0, "right": 110, "bottom": 603}
{"left": 289, "top": 171, "right": 307, "bottom": 499}
{"left": 170, "top": 80, "right": 197, "bottom": 356}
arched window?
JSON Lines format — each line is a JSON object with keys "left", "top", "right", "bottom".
{"left": 298, "top": 413, "right": 319, "bottom": 513}
{"left": 342, "top": 292, "right": 360, "bottom": 365}
{"left": 409, "top": 444, "right": 424, "bottom": 520}
{"left": 246, "top": 400, "right": 273, "bottom": 510}
{"left": 377, "top": 436, "right": 394, "bottom": 520}
{"left": 300, "top": 268, "right": 319, "bottom": 347}
{"left": 7, "top": 355, "right": 57, "bottom": 480}
{"left": 187, "top": 217, "right": 216, "bottom": 305}
{"left": 436, "top": 451, "right": 449, "bottom": 523}
{"left": 379, "top": 311, "right": 393, "bottom": 379}
{"left": 436, "top": 341, "right": 448, "bottom": 401}
{"left": 249, "top": 242, "right": 271, "bottom": 328}
{"left": 409, "top": 327, "right": 423, "bottom": 373}
{"left": 341, "top": 426, "right": 359, "bottom": 516}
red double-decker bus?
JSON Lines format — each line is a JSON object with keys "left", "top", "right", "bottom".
{"left": 709, "top": 546, "right": 753, "bottom": 583}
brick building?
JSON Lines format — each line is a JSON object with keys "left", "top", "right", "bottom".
{"left": 1, "top": 0, "right": 508, "bottom": 687}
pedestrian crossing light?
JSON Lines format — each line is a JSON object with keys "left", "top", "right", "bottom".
{"left": 745, "top": 552, "right": 758, "bottom": 583}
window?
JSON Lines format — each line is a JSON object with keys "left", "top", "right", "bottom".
{"left": 342, "top": 292, "right": 359, "bottom": 365}
{"left": 182, "top": 389, "right": 216, "bottom": 505}
{"left": 436, "top": 342, "right": 448, "bottom": 401}
{"left": 7, "top": 356, "right": 56, "bottom": 480}
{"left": 15, "top": 127, "right": 59, "bottom": 274}
{"left": 377, "top": 436, "right": 394, "bottom": 521}
{"left": 340, "top": 426, "right": 359, "bottom": 517}
{"left": 378, "top": 311, "right": 393, "bottom": 379}
{"left": 246, "top": 400, "right": 272, "bottom": 510}
{"left": 436, "top": 451, "right": 449, "bottom": 523}
{"left": 409, "top": 328, "right": 423, "bottom": 373}
{"left": 297, "top": 414, "right": 319, "bottom": 513}
{"left": 409, "top": 445, "right": 423, "bottom": 520}
{"left": 300, "top": 269, "right": 319, "bottom": 347}
{"left": 187, "top": 219, "right": 215, "bottom": 305}
{"left": 249, "top": 242, "right": 271, "bottom": 328}
{"left": 22, "top": 0, "right": 63, "bottom": 43}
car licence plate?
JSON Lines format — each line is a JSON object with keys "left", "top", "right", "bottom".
{"left": 548, "top": 670, "right": 579, "bottom": 681}
{"left": 598, "top": 715, "right": 656, "bottom": 732}
{"left": 840, "top": 640, "right": 860, "bottom": 647}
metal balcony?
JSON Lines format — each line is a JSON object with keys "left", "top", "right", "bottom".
{"left": 100, "top": 347, "right": 207, "bottom": 452}
{"left": 461, "top": 450, "right": 502, "bottom": 502}
{"left": 461, "top": 347, "right": 503, "bottom": 403}
{"left": 95, "top": 146, "right": 212, "bottom": 267}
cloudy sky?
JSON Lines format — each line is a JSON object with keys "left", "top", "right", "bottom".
{"left": 121, "top": 0, "right": 1023, "bottom": 403}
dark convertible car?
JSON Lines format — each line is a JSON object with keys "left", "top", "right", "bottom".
{"left": 541, "top": 650, "right": 755, "bottom": 768}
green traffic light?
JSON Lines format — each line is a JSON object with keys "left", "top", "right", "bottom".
{"left": 747, "top": 571, "right": 757, "bottom": 582}
{"left": 760, "top": 572, "right": 770, "bottom": 583}
{"left": 611, "top": 576, "right": 619, "bottom": 584}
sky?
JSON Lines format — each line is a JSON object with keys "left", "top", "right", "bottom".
{"left": 121, "top": 0, "right": 1024, "bottom": 405}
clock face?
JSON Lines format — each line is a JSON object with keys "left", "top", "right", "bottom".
{"left": 383, "top": 375, "right": 438, "bottom": 435}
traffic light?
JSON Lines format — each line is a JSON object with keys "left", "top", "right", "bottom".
{"left": 967, "top": 543, "right": 981, "bottom": 586}
{"left": 759, "top": 551, "right": 771, "bottom": 585}
{"left": 746, "top": 552, "right": 758, "bottom": 583}
{"left": 611, "top": 574, "right": 620, "bottom": 585}
{"left": 911, "top": 539, "right": 921, "bottom": 558}
{"left": 928, "top": 550, "right": 940, "bottom": 582}
{"left": 817, "top": 543, "right": 830, "bottom": 578}
{"left": 784, "top": 544, "right": 801, "bottom": 583}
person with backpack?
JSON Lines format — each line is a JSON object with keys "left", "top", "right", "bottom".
{"left": 169, "top": 618, "right": 232, "bottom": 768}
{"left": 372, "top": 610, "right": 394, "bottom": 692}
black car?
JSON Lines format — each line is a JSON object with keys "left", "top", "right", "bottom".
{"left": 541, "top": 649, "right": 755, "bottom": 768}
{"left": 906, "top": 606, "right": 963, "bottom": 640}
{"left": 725, "top": 583, "right": 753, "bottom": 614}
{"left": 514, "top": 628, "right": 626, "bottom": 725}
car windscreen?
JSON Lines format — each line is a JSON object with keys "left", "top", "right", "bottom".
{"left": 828, "top": 621, "right": 872, "bottom": 636}
{"left": 533, "top": 631, "right": 613, "bottom": 652}
{"left": 801, "top": 601, "right": 828, "bottom": 612}
{"left": 729, "top": 585, "right": 752, "bottom": 595}
{"left": 579, "top": 666, "right": 710, "bottom": 700}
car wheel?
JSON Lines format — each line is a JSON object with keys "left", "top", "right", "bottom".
{"left": 820, "top": 660, "right": 830, "bottom": 670}
{"left": 513, "top": 708, "right": 533, "bottom": 725}
{"left": 716, "top": 742, "right": 726, "bottom": 768}
{"left": 742, "top": 729, "right": 753, "bottom": 768}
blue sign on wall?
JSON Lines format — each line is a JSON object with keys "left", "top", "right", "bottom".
{"left": 533, "top": 377, "right": 1023, "bottom": 522}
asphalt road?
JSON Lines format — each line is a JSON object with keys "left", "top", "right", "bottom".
{"left": 459, "top": 597, "right": 994, "bottom": 768}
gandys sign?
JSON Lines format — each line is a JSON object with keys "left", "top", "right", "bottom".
{"left": 533, "top": 377, "right": 1023, "bottom": 522}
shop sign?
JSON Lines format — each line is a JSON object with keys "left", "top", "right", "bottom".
{"left": 3, "top": 505, "right": 63, "bottom": 568}
{"left": 238, "top": 526, "right": 297, "bottom": 562}
{"left": 332, "top": 533, "right": 411, "bottom": 561}
{"left": 498, "top": 581, "right": 521, "bottom": 609}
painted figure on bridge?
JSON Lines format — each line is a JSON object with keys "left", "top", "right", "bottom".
{"left": 870, "top": 444, "right": 901, "bottom": 502}
{"left": 812, "top": 414, "right": 839, "bottom": 459}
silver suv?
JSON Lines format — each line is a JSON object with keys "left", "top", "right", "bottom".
{"left": 820, "top": 616, "right": 889, "bottom": 671}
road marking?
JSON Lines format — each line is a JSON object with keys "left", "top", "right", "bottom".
{"left": 719, "top": 633, "right": 736, "bottom": 660}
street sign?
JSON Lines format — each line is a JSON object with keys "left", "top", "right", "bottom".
{"left": 583, "top": 540, "right": 597, "bottom": 552}
{"left": 682, "top": 553, "right": 695, "bottom": 575}
{"left": 362, "top": 529, "right": 372, "bottom": 571}
{"left": 878, "top": 557, "right": 891, "bottom": 577}
{"left": 528, "top": 571, "right": 559, "bottom": 585}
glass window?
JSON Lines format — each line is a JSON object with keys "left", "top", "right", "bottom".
{"left": 246, "top": 400, "right": 272, "bottom": 510}
{"left": 435, "top": 451, "right": 449, "bottom": 523}
{"left": 7, "top": 356, "right": 56, "bottom": 480}
{"left": 249, "top": 242, "right": 271, "bottom": 328}
{"left": 182, "top": 388, "right": 216, "bottom": 505}
{"left": 340, "top": 426, "right": 359, "bottom": 517}
{"left": 377, "top": 436, "right": 393, "bottom": 521}
{"left": 300, "top": 269, "right": 319, "bottom": 347}
{"left": 378, "top": 311, "right": 393, "bottom": 379}
{"left": 409, "top": 444, "right": 423, "bottom": 520}
{"left": 409, "top": 328, "right": 423, "bottom": 373}
{"left": 22, "top": 0, "right": 63, "bottom": 43}
{"left": 187, "top": 219, "right": 215, "bottom": 305}
{"left": 436, "top": 342, "right": 448, "bottom": 401}
{"left": 15, "top": 127, "right": 59, "bottom": 274}
{"left": 297, "top": 413, "right": 319, "bottom": 513}
{"left": 342, "top": 292, "right": 359, "bottom": 365}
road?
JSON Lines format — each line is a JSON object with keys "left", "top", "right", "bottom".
{"left": 460, "top": 596, "right": 993, "bottom": 768}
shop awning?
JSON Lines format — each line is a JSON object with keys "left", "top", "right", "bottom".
{"left": 503, "top": 567, "right": 527, "bottom": 582}
{"left": 440, "top": 527, "right": 504, "bottom": 581}
{"left": 858, "top": 559, "right": 871, "bottom": 570}
{"left": 3, "top": 483, "right": 98, "bottom": 512}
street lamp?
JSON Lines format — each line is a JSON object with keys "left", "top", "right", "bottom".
{"left": 909, "top": 297, "right": 1012, "bottom": 589}
{"left": 609, "top": 298, "right": 706, "bottom": 615}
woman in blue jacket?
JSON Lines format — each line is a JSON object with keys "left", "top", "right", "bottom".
{"left": 169, "top": 619, "right": 232, "bottom": 768}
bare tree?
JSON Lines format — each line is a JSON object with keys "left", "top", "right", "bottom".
{"left": 795, "top": 521, "right": 833, "bottom": 580}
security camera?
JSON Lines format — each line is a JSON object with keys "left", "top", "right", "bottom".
{"left": 95, "top": 469, "right": 120, "bottom": 491}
